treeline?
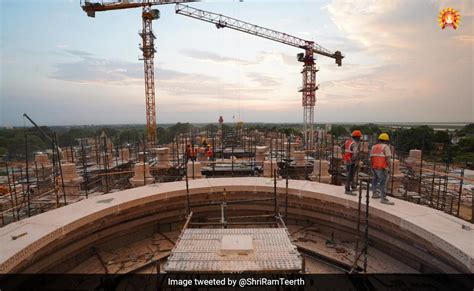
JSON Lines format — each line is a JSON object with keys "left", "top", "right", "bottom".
{"left": 329, "top": 123, "right": 473, "bottom": 164}
{"left": 0, "top": 123, "right": 472, "bottom": 164}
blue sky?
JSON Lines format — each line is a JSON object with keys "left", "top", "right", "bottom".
{"left": 1, "top": 0, "right": 473, "bottom": 126}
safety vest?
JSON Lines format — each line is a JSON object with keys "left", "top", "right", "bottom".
{"left": 343, "top": 139, "right": 354, "bottom": 162}
{"left": 370, "top": 143, "right": 389, "bottom": 169}
{"left": 206, "top": 149, "right": 213, "bottom": 157}
{"left": 190, "top": 148, "right": 197, "bottom": 157}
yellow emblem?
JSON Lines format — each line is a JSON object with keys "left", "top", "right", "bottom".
{"left": 438, "top": 8, "right": 460, "bottom": 29}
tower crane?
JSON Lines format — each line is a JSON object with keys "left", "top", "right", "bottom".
{"left": 81, "top": 0, "right": 196, "bottom": 144}
{"left": 175, "top": 4, "right": 343, "bottom": 149}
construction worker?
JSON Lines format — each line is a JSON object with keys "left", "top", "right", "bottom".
{"left": 370, "top": 133, "right": 394, "bottom": 205}
{"left": 206, "top": 145, "right": 214, "bottom": 161}
{"left": 343, "top": 130, "right": 362, "bottom": 195}
{"left": 189, "top": 145, "right": 197, "bottom": 162}
{"left": 185, "top": 144, "right": 192, "bottom": 162}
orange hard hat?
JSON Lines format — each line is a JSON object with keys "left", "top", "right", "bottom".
{"left": 351, "top": 130, "right": 362, "bottom": 137}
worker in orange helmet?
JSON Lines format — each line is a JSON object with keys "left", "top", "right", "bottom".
{"left": 343, "top": 130, "right": 362, "bottom": 195}
{"left": 370, "top": 133, "right": 394, "bottom": 205}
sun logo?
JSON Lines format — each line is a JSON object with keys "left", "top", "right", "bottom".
{"left": 438, "top": 8, "right": 461, "bottom": 29}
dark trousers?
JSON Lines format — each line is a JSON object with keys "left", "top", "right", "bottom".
{"left": 345, "top": 164, "right": 357, "bottom": 191}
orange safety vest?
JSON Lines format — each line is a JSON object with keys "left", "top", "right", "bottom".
{"left": 206, "top": 149, "right": 213, "bottom": 157}
{"left": 370, "top": 143, "right": 389, "bottom": 169}
{"left": 190, "top": 148, "right": 197, "bottom": 157}
{"left": 343, "top": 139, "right": 354, "bottom": 162}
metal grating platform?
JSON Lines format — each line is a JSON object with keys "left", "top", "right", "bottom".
{"left": 164, "top": 228, "right": 302, "bottom": 273}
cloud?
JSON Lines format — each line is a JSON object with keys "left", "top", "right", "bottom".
{"left": 255, "top": 51, "right": 297, "bottom": 66}
{"left": 49, "top": 49, "right": 276, "bottom": 103}
{"left": 180, "top": 49, "right": 255, "bottom": 65}
{"left": 321, "top": 0, "right": 473, "bottom": 122}
{"left": 246, "top": 72, "right": 280, "bottom": 87}
{"left": 453, "top": 35, "right": 474, "bottom": 43}
{"left": 50, "top": 50, "right": 191, "bottom": 85}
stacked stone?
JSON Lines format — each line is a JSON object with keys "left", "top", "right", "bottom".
{"left": 263, "top": 160, "right": 278, "bottom": 178}
{"left": 155, "top": 148, "right": 171, "bottom": 169}
{"left": 389, "top": 159, "right": 404, "bottom": 196}
{"left": 255, "top": 146, "right": 268, "bottom": 166}
{"left": 333, "top": 146, "right": 343, "bottom": 159}
{"left": 196, "top": 147, "right": 208, "bottom": 166}
{"left": 310, "top": 160, "right": 331, "bottom": 183}
{"left": 99, "top": 153, "right": 114, "bottom": 168}
{"left": 406, "top": 149, "right": 422, "bottom": 168}
{"left": 35, "top": 154, "right": 53, "bottom": 192}
{"left": 187, "top": 162, "right": 203, "bottom": 179}
{"left": 119, "top": 148, "right": 130, "bottom": 162}
{"left": 292, "top": 151, "right": 306, "bottom": 166}
{"left": 130, "top": 163, "right": 155, "bottom": 186}
{"left": 284, "top": 142, "right": 300, "bottom": 153}
{"left": 60, "top": 163, "right": 83, "bottom": 196}
{"left": 64, "top": 148, "right": 75, "bottom": 163}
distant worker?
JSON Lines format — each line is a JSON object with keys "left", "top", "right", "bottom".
{"left": 206, "top": 145, "right": 214, "bottom": 161}
{"left": 189, "top": 145, "right": 197, "bottom": 162}
{"left": 185, "top": 144, "right": 192, "bottom": 162}
{"left": 370, "top": 133, "right": 394, "bottom": 205}
{"left": 343, "top": 130, "right": 362, "bottom": 195}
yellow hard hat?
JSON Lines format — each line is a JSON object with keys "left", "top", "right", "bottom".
{"left": 378, "top": 133, "right": 389, "bottom": 141}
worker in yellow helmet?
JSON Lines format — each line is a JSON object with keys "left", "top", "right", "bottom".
{"left": 370, "top": 133, "right": 394, "bottom": 205}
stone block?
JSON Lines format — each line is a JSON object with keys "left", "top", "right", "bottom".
{"left": 155, "top": 147, "right": 171, "bottom": 169}
{"left": 187, "top": 162, "right": 202, "bottom": 179}
{"left": 255, "top": 146, "right": 268, "bottom": 164}
{"left": 406, "top": 149, "right": 422, "bottom": 166}
{"left": 221, "top": 235, "right": 254, "bottom": 255}
{"left": 263, "top": 160, "right": 278, "bottom": 177}
{"left": 35, "top": 154, "right": 50, "bottom": 167}
{"left": 60, "top": 163, "right": 82, "bottom": 196}
{"left": 333, "top": 146, "right": 343, "bottom": 159}
{"left": 310, "top": 160, "right": 331, "bottom": 184}
{"left": 119, "top": 148, "right": 130, "bottom": 162}
{"left": 130, "top": 163, "right": 154, "bottom": 186}
{"left": 292, "top": 151, "right": 306, "bottom": 166}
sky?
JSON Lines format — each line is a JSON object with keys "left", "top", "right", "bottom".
{"left": 0, "top": 0, "right": 473, "bottom": 126}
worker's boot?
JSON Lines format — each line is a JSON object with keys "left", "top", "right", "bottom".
{"left": 371, "top": 191, "right": 380, "bottom": 199}
{"left": 344, "top": 189, "right": 357, "bottom": 196}
{"left": 380, "top": 198, "right": 394, "bottom": 205}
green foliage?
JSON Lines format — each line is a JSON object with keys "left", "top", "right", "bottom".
{"left": 459, "top": 123, "right": 474, "bottom": 136}
{"left": 349, "top": 123, "right": 381, "bottom": 136}
{"left": 0, "top": 147, "right": 7, "bottom": 157}
{"left": 434, "top": 130, "right": 451, "bottom": 145}
{"left": 329, "top": 125, "right": 348, "bottom": 137}
{"left": 393, "top": 126, "right": 435, "bottom": 154}
{"left": 452, "top": 136, "right": 474, "bottom": 163}
{"left": 202, "top": 124, "right": 219, "bottom": 133}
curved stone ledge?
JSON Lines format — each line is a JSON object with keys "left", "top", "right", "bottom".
{"left": 0, "top": 178, "right": 472, "bottom": 273}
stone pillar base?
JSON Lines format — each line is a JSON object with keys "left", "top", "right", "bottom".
{"left": 263, "top": 160, "right": 278, "bottom": 178}
{"left": 130, "top": 177, "right": 155, "bottom": 187}
{"left": 187, "top": 162, "right": 203, "bottom": 179}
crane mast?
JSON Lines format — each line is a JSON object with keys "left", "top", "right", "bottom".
{"left": 81, "top": 0, "right": 196, "bottom": 144}
{"left": 176, "top": 4, "right": 343, "bottom": 149}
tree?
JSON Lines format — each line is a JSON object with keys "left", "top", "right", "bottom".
{"left": 459, "top": 123, "right": 474, "bottom": 136}
{"left": 394, "top": 126, "right": 435, "bottom": 154}
{"left": 452, "top": 136, "right": 474, "bottom": 164}
{"left": 350, "top": 123, "right": 381, "bottom": 136}
{"left": 434, "top": 130, "right": 451, "bottom": 145}
{"left": 329, "top": 125, "right": 348, "bottom": 138}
